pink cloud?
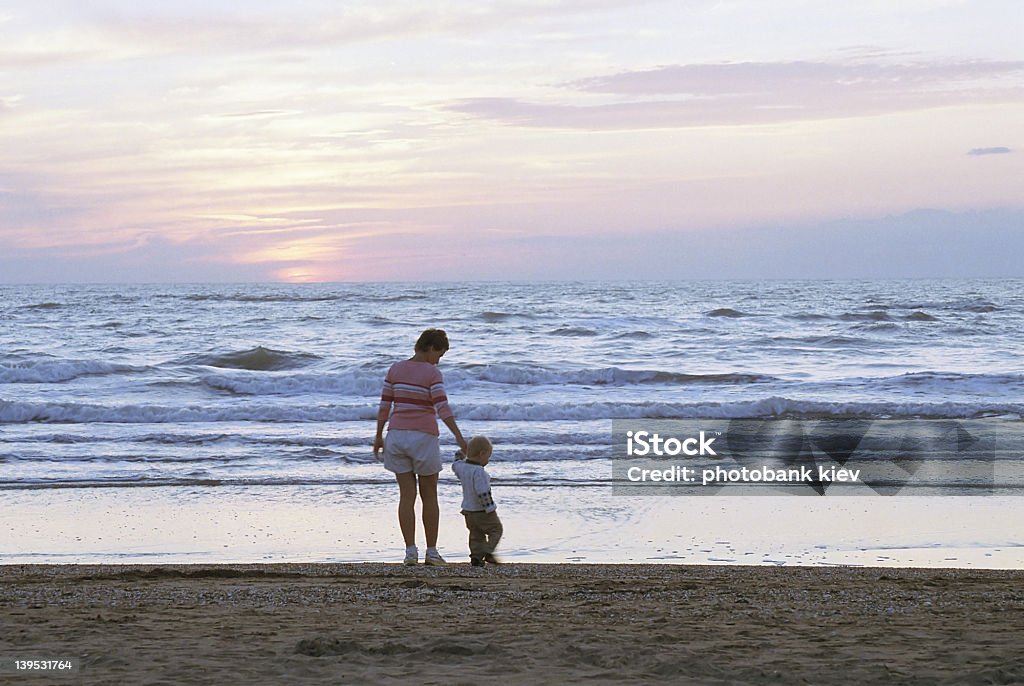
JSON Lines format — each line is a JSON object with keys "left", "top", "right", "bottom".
{"left": 568, "top": 60, "right": 1024, "bottom": 95}
{"left": 0, "top": 2, "right": 657, "bottom": 69}
{"left": 450, "top": 59, "right": 1024, "bottom": 129}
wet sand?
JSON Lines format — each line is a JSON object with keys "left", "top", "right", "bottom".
{"left": 2, "top": 563, "right": 1023, "bottom": 685}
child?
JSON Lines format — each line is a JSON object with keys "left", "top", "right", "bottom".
{"left": 452, "top": 436, "right": 503, "bottom": 566}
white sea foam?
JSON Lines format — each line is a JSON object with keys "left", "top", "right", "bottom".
{"left": 189, "top": 365, "right": 1023, "bottom": 398}
{"left": 2, "top": 397, "right": 1019, "bottom": 425}
{"left": 0, "top": 359, "right": 146, "bottom": 383}
{"left": 199, "top": 370, "right": 382, "bottom": 396}
{"left": 449, "top": 365, "right": 774, "bottom": 387}
{"left": 190, "top": 364, "right": 776, "bottom": 396}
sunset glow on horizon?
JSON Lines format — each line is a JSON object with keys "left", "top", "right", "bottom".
{"left": 2, "top": 1, "right": 1023, "bottom": 282}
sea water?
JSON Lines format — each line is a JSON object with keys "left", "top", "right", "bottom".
{"left": 2, "top": 281, "right": 1022, "bottom": 566}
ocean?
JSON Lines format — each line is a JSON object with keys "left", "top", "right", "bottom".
{"left": 2, "top": 280, "right": 1023, "bottom": 567}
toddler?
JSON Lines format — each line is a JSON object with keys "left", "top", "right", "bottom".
{"left": 452, "top": 436, "right": 503, "bottom": 566}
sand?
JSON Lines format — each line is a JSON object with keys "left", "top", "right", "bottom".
{"left": 2, "top": 563, "right": 1023, "bottom": 685}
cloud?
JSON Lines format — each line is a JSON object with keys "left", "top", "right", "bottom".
{"left": 0, "top": 1, "right": 658, "bottom": 69}
{"left": 0, "top": 233, "right": 272, "bottom": 283}
{"left": 0, "top": 12, "right": 417, "bottom": 68}
{"left": 0, "top": 185, "right": 88, "bottom": 239}
{"left": 450, "top": 59, "right": 1024, "bottom": 129}
{"left": 968, "top": 147, "right": 1012, "bottom": 156}
{"left": 568, "top": 59, "right": 1023, "bottom": 96}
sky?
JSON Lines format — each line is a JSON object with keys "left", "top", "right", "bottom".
{"left": 1, "top": 0, "right": 1022, "bottom": 282}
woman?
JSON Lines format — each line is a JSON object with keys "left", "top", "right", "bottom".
{"left": 374, "top": 328, "right": 468, "bottom": 565}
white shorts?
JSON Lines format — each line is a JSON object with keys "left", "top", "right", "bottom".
{"left": 382, "top": 430, "right": 442, "bottom": 476}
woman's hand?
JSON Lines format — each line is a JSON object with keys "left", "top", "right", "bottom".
{"left": 373, "top": 434, "right": 385, "bottom": 460}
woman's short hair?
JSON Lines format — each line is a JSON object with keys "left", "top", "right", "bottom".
{"left": 415, "top": 328, "right": 450, "bottom": 352}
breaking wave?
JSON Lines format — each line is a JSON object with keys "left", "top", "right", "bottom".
{"left": 2, "top": 397, "right": 1019, "bottom": 424}
{"left": 0, "top": 358, "right": 147, "bottom": 383}
{"left": 177, "top": 346, "right": 320, "bottom": 371}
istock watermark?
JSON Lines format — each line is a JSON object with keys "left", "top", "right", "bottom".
{"left": 626, "top": 429, "right": 719, "bottom": 456}
{"left": 612, "top": 418, "right": 1023, "bottom": 496}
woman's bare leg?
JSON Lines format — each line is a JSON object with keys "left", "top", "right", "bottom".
{"left": 418, "top": 473, "right": 439, "bottom": 548}
{"left": 396, "top": 472, "right": 418, "bottom": 547}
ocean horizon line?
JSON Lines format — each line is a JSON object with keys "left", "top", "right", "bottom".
{"left": 4, "top": 276, "right": 1024, "bottom": 287}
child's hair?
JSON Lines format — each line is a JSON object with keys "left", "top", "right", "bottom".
{"left": 467, "top": 435, "right": 492, "bottom": 460}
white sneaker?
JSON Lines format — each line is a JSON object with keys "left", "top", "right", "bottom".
{"left": 403, "top": 547, "right": 418, "bottom": 565}
{"left": 424, "top": 550, "right": 446, "bottom": 566}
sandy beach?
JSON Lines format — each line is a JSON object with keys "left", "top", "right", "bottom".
{"left": 2, "top": 563, "right": 1022, "bottom": 685}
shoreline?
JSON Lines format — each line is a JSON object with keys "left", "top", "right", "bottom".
{"left": 6, "top": 485, "right": 1024, "bottom": 569}
{"left": 3, "top": 558, "right": 1024, "bottom": 573}
{"left": 3, "top": 563, "right": 1022, "bottom": 684}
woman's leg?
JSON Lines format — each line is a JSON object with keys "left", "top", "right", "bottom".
{"left": 396, "top": 471, "right": 418, "bottom": 546}
{"left": 418, "top": 473, "right": 440, "bottom": 548}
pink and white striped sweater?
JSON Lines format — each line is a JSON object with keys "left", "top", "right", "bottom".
{"left": 377, "top": 360, "right": 454, "bottom": 436}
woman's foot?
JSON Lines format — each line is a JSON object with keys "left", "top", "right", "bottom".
{"left": 424, "top": 548, "right": 446, "bottom": 566}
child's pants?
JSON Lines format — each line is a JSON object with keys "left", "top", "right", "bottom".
{"left": 461, "top": 510, "right": 503, "bottom": 559}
